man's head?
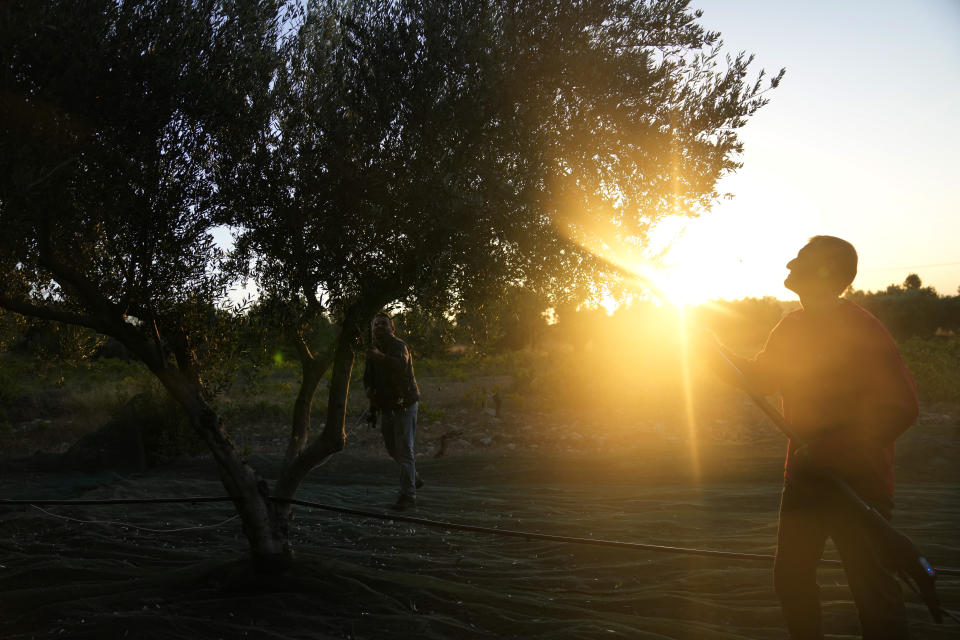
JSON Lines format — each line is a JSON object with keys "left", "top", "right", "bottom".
{"left": 372, "top": 312, "right": 394, "bottom": 340}
{"left": 784, "top": 235, "right": 858, "bottom": 300}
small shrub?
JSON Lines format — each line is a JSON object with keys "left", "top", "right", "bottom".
{"left": 899, "top": 336, "right": 960, "bottom": 403}
{"left": 112, "top": 385, "right": 206, "bottom": 464}
{"left": 0, "top": 356, "right": 31, "bottom": 408}
{"left": 419, "top": 403, "right": 446, "bottom": 423}
{"left": 218, "top": 396, "right": 292, "bottom": 426}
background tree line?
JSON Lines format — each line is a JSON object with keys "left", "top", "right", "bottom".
{"left": 5, "top": 272, "right": 958, "bottom": 369}
{"left": 845, "top": 274, "right": 960, "bottom": 341}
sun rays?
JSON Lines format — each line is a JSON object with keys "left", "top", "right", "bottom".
{"left": 555, "top": 210, "right": 713, "bottom": 481}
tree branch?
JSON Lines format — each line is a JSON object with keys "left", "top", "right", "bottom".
{"left": 0, "top": 293, "right": 101, "bottom": 332}
{"left": 36, "top": 223, "right": 120, "bottom": 323}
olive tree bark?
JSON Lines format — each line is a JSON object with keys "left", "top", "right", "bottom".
{"left": 156, "top": 369, "right": 288, "bottom": 557}
{"left": 283, "top": 338, "right": 334, "bottom": 469}
{"left": 16, "top": 239, "right": 287, "bottom": 556}
{"left": 0, "top": 290, "right": 290, "bottom": 557}
{"left": 274, "top": 303, "right": 371, "bottom": 507}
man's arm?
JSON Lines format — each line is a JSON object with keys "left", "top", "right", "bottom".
{"left": 698, "top": 320, "right": 788, "bottom": 397}
{"left": 375, "top": 340, "right": 409, "bottom": 374}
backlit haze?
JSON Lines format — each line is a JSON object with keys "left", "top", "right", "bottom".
{"left": 640, "top": 0, "right": 960, "bottom": 305}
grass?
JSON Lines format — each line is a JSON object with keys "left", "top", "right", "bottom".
{"left": 0, "top": 354, "right": 154, "bottom": 455}
{"left": 1, "top": 335, "right": 958, "bottom": 461}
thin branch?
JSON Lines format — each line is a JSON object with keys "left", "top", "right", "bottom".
{"left": 25, "top": 156, "right": 78, "bottom": 192}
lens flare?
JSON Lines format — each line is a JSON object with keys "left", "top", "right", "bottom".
{"left": 555, "top": 212, "right": 702, "bottom": 479}
{"left": 676, "top": 305, "right": 700, "bottom": 481}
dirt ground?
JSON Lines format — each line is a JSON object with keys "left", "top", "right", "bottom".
{"left": 1, "top": 404, "right": 959, "bottom": 639}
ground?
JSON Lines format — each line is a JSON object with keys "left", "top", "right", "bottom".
{"left": 2, "top": 403, "right": 959, "bottom": 639}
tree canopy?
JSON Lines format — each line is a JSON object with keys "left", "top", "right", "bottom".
{"left": 232, "top": 0, "right": 782, "bottom": 321}
{"left": 0, "top": 0, "right": 280, "bottom": 368}
{"left": 1, "top": 0, "right": 291, "bottom": 555}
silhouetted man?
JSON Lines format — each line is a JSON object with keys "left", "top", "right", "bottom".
{"left": 364, "top": 312, "right": 422, "bottom": 511}
{"left": 713, "top": 236, "right": 918, "bottom": 639}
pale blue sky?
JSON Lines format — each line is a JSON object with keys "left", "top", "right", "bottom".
{"left": 659, "top": 0, "right": 960, "bottom": 300}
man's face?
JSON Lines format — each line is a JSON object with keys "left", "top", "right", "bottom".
{"left": 372, "top": 316, "right": 393, "bottom": 339}
{"left": 784, "top": 241, "right": 833, "bottom": 297}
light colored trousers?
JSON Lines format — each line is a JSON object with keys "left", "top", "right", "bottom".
{"left": 381, "top": 402, "right": 418, "bottom": 498}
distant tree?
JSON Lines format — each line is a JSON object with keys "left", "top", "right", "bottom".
{"left": 453, "top": 286, "right": 550, "bottom": 353}
{"left": 847, "top": 275, "right": 949, "bottom": 340}
{"left": 391, "top": 308, "right": 457, "bottom": 358}
{"left": 0, "top": 310, "right": 27, "bottom": 354}
{"left": 946, "top": 294, "right": 960, "bottom": 334}
{"left": 694, "top": 296, "right": 785, "bottom": 349}
{"left": 494, "top": 288, "right": 552, "bottom": 352}
{"left": 555, "top": 303, "right": 610, "bottom": 352}
{"left": 9, "top": 318, "right": 104, "bottom": 363}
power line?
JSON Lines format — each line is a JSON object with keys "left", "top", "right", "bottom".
{"left": 1, "top": 496, "right": 234, "bottom": 506}
{"left": 30, "top": 504, "right": 240, "bottom": 533}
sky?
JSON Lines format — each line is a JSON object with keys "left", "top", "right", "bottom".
{"left": 650, "top": 0, "right": 960, "bottom": 303}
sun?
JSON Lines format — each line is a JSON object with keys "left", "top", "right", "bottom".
{"left": 651, "top": 267, "right": 715, "bottom": 306}
{"left": 555, "top": 204, "right": 780, "bottom": 308}
{"left": 554, "top": 227, "right": 711, "bottom": 308}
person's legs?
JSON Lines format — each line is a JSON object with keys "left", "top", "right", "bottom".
{"left": 381, "top": 410, "right": 398, "bottom": 460}
{"left": 393, "top": 402, "right": 418, "bottom": 499}
{"left": 774, "top": 480, "right": 830, "bottom": 640}
{"left": 828, "top": 497, "right": 909, "bottom": 640}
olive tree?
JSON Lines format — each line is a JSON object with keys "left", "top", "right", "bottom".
{"left": 227, "top": 0, "right": 781, "bottom": 522}
{"left": 1, "top": 0, "right": 780, "bottom": 562}
{"left": 0, "top": 0, "right": 291, "bottom": 556}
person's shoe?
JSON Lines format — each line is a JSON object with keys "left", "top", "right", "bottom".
{"left": 391, "top": 495, "right": 416, "bottom": 511}
{"left": 415, "top": 476, "right": 424, "bottom": 490}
